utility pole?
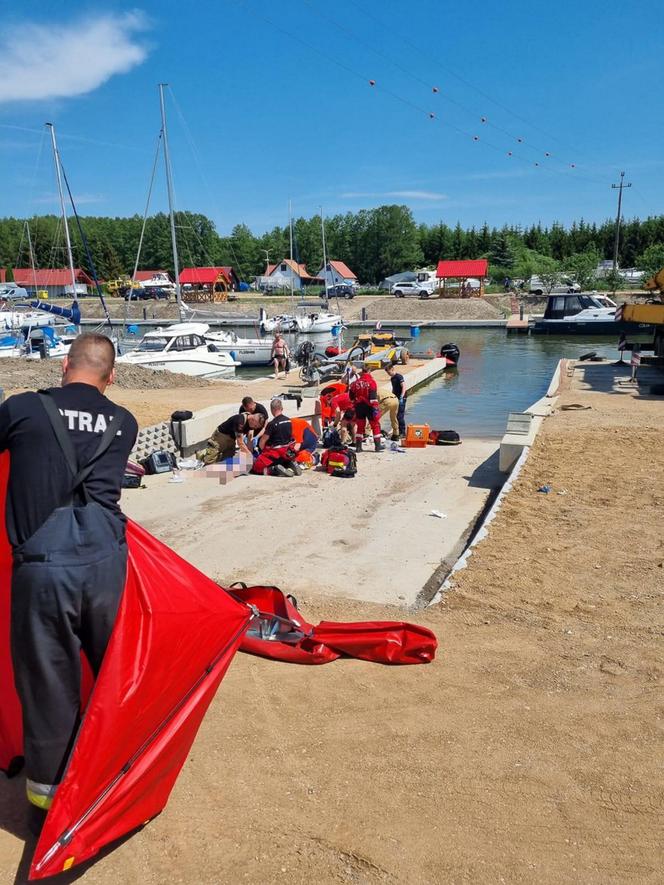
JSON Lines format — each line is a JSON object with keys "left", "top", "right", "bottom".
{"left": 262, "top": 249, "right": 271, "bottom": 274}
{"left": 611, "top": 171, "right": 631, "bottom": 273}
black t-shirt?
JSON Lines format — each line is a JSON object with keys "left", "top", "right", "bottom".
{"left": 264, "top": 414, "right": 292, "bottom": 447}
{"left": 0, "top": 383, "right": 138, "bottom": 548}
{"left": 237, "top": 402, "right": 268, "bottom": 420}
{"left": 390, "top": 372, "right": 405, "bottom": 398}
{"left": 218, "top": 414, "right": 249, "bottom": 437}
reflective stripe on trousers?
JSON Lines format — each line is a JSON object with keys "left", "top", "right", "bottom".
{"left": 26, "top": 778, "right": 57, "bottom": 809}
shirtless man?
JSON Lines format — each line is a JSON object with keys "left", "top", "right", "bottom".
{"left": 271, "top": 332, "right": 291, "bottom": 379}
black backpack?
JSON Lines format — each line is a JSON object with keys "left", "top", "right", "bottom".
{"left": 321, "top": 427, "right": 342, "bottom": 449}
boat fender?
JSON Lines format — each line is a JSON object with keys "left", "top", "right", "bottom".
{"left": 579, "top": 351, "right": 597, "bottom": 361}
{"left": 171, "top": 410, "right": 193, "bottom": 422}
{"left": 230, "top": 350, "right": 238, "bottom": 361}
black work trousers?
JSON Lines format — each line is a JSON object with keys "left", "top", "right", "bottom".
{"left": 10, "top": 505, "right": 127, "bottom": 792}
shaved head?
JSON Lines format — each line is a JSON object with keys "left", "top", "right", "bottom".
{"left": 63, "top": 333, "right": 116, "bottom": 392}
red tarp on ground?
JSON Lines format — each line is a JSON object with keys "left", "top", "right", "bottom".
{"left": 236, "top": 585, "right": 437, "bottom": 665}
{"left": 0, "top": 453, "right": 252, "bottom": 879}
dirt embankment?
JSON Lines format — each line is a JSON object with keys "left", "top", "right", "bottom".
{"left": 359, "top": 296, "right": 505, "bottom": 322}
{"left": 0, "top": 358, "right": 218, "bottom": 393}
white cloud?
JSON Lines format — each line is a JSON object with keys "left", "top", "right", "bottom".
{"left": 341, "top": 190, "right": 447, "bottom": 201}
{"left": 0, "top": 12, "right": 149, "bottom": 104}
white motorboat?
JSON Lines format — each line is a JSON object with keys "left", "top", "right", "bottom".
{"left": 116, "top": 322, "right": 239, "bottom": 377}
{"left": 533, "top": 293, "right": 653, "bottom": 334}
{"left": 204, "top": 328, "right": 274, "bottom": 366}
{"left": 259, "top": 308, "right": 342, "bottom": 335}
{"left": 139, "top": 272, "right": 176, "bottom": 294}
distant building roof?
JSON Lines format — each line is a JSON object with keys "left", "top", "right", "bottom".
{"left": 436, "top": 259, "right": 488, "bottom": 279}
{"left": 269, "top": 258, "right": 319, "bottom": 281}
{"left": 134, "top": 270, "right": 172, "bottom": 282}
{"left": 12, "top": 268, "right": 95, "bottom": 286}
{"left": 321, "top": 260, "right": 358, "bottom": 280}
{"left": 179, "top": 266, "right": 232, "bottom": 285}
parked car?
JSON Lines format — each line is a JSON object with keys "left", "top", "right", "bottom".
{"left": 528, "top": 276, "right": 580, "bottom": 296}
{"left": 0, "top": 284, "right": 29, "bottom": 301}
{"left": 326, "top": 285, "right": 355, "bottom": 300}
{"left": 124, "top": 286, "right": 170, "bottom": 301}
{"left": 391, "top": 281, "right": 430, "bottom": 299}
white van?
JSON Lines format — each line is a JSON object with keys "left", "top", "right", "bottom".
{"left": 528, "top": 276, "right": 580, "bottom": 296}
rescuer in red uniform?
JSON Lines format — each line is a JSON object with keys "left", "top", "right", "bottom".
{"left": 349, "top": 363, "right": 384, "bottom": 453}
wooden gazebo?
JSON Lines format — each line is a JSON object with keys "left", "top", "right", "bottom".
{"left": 436, "top": 259, "right": 488, "bottom": 297}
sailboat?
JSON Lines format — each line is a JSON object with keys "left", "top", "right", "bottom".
{"left": 259, "top": 205, "right": 342, "bottom": 335}
{"left": 118, "top": 85, "right": 238, "bottom": 377}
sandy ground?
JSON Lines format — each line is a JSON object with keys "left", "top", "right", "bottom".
{"left": 121, "top": 439, "right": 500, "bottom": 608}
{"left": 1, "top": 361, "right": 662, "bottom": 884}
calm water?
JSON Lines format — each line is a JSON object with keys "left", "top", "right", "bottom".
{"left": 404, "top": 328, "right": 645, "bottom": 438}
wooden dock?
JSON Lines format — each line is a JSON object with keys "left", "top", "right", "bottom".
{"left": 506, "top": 313, "right": 530, "bottom": 334}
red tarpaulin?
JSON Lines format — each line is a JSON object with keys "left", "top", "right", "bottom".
{"left": 236, "top": 585, "right": 437, "bottom": 665}
{"left": 0, "top": 454, "right": 437, "bottom": 879}
{"left": 0, "top": 454, "right": 253, "bottom": 879}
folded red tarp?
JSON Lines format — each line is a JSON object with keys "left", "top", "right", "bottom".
{"left": 235, "top": 585, "right": 437, "bottom": 665}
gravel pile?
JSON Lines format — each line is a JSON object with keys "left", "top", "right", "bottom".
{"left": 0, "top": 358, "right": 217, "bottom": 392}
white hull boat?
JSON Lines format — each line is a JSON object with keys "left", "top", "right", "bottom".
{"left": 259, "top": 309, "right": 342, "bottom": 335}
{"left": 204, "top": 329, "right": 274, "bottom": 366}
{"left": 116, "top": 322, "right": 239, "bottom": 378}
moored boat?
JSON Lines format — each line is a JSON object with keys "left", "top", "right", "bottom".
{"left": 117, "top": 322, "right": 239, "bottom": 377}
{"left": 532, "top": 293, "right": 654, "bottom": 334}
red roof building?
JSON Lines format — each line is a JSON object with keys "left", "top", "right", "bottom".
{"left": 317, "top": 260, "right": 358, "bottom": 284}
{"left": 9, "top": 268, "right": 95, "bottom": 296}
{"left": 436, "top": 259, "right": 488, "bottom": 279}
{"left": 179, "top": 266, "right": 240, "bottom": 289}
{"left": 436, "top": 259, "right": 488, "bottom": 297}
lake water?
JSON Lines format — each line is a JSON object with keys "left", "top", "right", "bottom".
{"left": 403, "top": 328, "right": 643, "bottom": 438}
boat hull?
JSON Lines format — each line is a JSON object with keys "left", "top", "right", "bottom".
{"left": 532, "top": 319, "right": 654, "bottom": 335}
{"left": 117, "top": 354, "right": 236, "bottom": 378}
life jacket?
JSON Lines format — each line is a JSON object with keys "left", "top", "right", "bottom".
{"left": 320, "top": 446, "right": 357, "bottom": 478}
{"left": 350, "top": 374, "right": 377, "bottom": 404}
{"left": 291, "top": 417, "right": 317, "bottom": 452}
{"left": 319, "top": 382, "right": 347, "bottom": 425}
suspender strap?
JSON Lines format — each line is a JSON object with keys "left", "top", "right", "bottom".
{"left": 38, "top": 393, "right": 124, "bottom": 501}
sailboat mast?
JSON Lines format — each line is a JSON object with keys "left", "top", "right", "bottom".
{"left": 25, "top": 221, "right": 38, "bottom": 294}
{"left": 47, "top": 123, "right": 77, "bottom": 302}
{"left": 159, "top": 84, "right": 183, "bottom": 317}
{"left": 320, "top": 206, "right": 329, "bottom": 297}
{"left": 288, "top": 199, "right": 294, "bottom": 300}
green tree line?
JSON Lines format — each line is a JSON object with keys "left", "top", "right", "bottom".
{"left": 1, "top": 206, "right": 664, "bottom": 286}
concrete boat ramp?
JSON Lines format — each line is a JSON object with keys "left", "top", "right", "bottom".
{"left": 123, "top": 438, "right": 499, "bottom": 608}
{"left": 121, "top": 357, "right": 502, "bottom": 608}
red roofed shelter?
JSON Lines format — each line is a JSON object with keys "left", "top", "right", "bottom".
{"left": 178, "top": 267, "right": 239, "bottom": 303}
{"left": 436, "top": 259, "right": 488, "bottom": 297}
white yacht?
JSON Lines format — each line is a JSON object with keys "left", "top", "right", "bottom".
{"left": 116, "top": 323, "right": 239, "bottom": 378}
{"left": 204, "top": 328, "right": 274, "bottom": 366}
{"left": 259, "top": 308, "right": 342, "bottom": 335}
{"left": 533, "top": 293, "right": 653, "bottom": 334}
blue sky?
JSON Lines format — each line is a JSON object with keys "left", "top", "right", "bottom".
{"left": 1, "top": 0, "right": 662, "bottom": 235}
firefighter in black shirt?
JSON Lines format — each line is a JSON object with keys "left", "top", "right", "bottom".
{"left": 0, "top": 333, "right": 138, "bottom": 829}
